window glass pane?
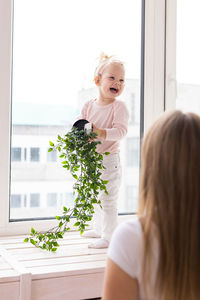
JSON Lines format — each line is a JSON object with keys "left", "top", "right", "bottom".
{"left": 30, "top": 193, "right": 40, "bottom": 207}
{"left": 47, "top": 193, "right": 57, "bottom": 207}
{"left": 30, "top": 148, "right": 40, "bottom": 162}
{"left": 176, "top": 0, "right": 200, "bottom": 114}
{"left": 10, "top": 194, "right": 22, "bottom": 208}
{"left": 11, "top": 147, "right": 21, "bottom": 162}
{"left": 10, "top": 0, "right": 142, "bottom": 220}
{"left": 47, "top": 149, "right": 57, "bottom": 162}
{"left": 61, "top": 192, "right": 74, "bottom": 208}
{"left": 125, "top": 186, "right": 138, "bottom": 212}
{"left": 126, "top": 138, "right": 140, "bottom": 167}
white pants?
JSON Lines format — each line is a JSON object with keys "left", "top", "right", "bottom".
{"left": 93, "top": 153, "right": 122, "bottom": 241}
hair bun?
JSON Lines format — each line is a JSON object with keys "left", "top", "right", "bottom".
{"left": 99, "top": 52, "right": 112, "bottom": 63}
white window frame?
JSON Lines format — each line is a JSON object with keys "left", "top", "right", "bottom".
{"left": 0, "top": 0, "right": 168, "bottom": 235}
{"left": 165, "top": 0, "right": 177, "bottom": 110}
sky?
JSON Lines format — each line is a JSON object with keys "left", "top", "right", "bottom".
{"left": 12, "top": 0, "right": 142, "bottom": 107}
{"left": 12, "top": 0, "right": 200, "bottom": 109}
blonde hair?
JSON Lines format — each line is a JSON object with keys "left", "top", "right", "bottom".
{"left": 139, "top": 110, "right": 200, "bottom": 300}
{"left": 94, "top": 52, "right": 124, "bottom": 77}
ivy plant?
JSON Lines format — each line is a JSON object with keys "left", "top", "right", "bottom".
{"left": 24, "top": 127, "right": 109, "bottom": 252}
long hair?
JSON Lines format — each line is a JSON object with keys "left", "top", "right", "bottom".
{"left": 139, "top": 110, "right": 200, "bottom": 300}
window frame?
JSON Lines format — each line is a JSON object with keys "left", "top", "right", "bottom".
{"left": 165, "top": 0, "right": 177, "bottom": 110}
{"left": 0, "top": 0, "right": 168, "bottom": 235}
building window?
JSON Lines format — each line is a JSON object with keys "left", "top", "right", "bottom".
{"left": 30, "top": 193, "right": 40, "bottom": 207}
{"left": 125, "top": 186, "right": 138, "bottom": 212}
{"left": 11, "top": 147, "right": 21, "bottom": 162}
{"left": 47, "top": 149, "right": 57, "bottom": 162}
{"left": 24, "top": 148, "right": 27, "bottom": 161}
{"left": 10, "top": 194, "right": 22, "bottom": 208}
{"left": 129, "top": 93, "right": 136, "bottom": 124}
{"left": 47, "top": 193, "right": 57, "bottom": 207}
{"left": 61, "top": 192, "right": 74, "bottom": 208}
{"left": 30, "top": 148, "right": 40, "bottom": 162}
{"left": 127, "top": 138, "right": 140, "bottom": 167}
{"left": 24, "top": 194, "right": 27, "bottom": 207}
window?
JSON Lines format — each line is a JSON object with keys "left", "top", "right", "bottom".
{"left": 8, "top": 0, "right": 144, "bottom": 222}
{"left": 61, "top": 192, "right": 74, "bottom": 208}
{"left": 176, "top": 0, "right": 200, "bottom": 114}
{"left": 10, "top": 194, "right": 22, "bottom": 208}
{"left": 47, "top": 193, "right": 57, "bottom": 207}
{"left": 126, "top": 138, "right": 140, "bottom": 167}
{"left": 30, "top": 148, "right": 40, "bottom": 162}
{"left": 11, "top": 147, "right": 21, "bottom": 162}
{"left": 1, "top": 0, "right": 167, "bottom": 234}
{"left": 30, "top": 193, "right": 40, "bottom": 207}
{"left": 47, "top": 149, "right": 57, "bottom": 162}
{"left": 125, "top": 186, "right": 138, "bottom": 212}
{"left": 24, "top": 148, "right": 27, "bottom": 161}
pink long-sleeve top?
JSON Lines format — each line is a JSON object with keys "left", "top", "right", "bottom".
{"left": 79, "top": 99, "right": 129, "bottom": 154}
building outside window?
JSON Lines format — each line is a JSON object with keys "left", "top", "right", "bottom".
{"left": 47, "top": 193, "right": 57, "bottom": 207}
{"left": 127, "top": 137, "right": 140, "bottom": 168}
{"left": 10, "top": 194, "right": 22, "bottom": 208}
{"left": 30, "top": 147, "right": 40, "bottom": 162}
{"left": 11, "top": 147, "right": 21, "bottom": 162}
{"left": 126, "top": 186, "right": 138, "bottom": 212}
{"left": 47, "top": 149, "right": 57, "bottom": 162}
{"left": 30, "top": 193, "right": 40, "bottom": 207}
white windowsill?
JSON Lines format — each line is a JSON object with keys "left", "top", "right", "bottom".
{"left": 0, "top": 215, "right": 136, "bottom": 300}
{"left": 0, "top": 231, "right": 107, "bottom": 300}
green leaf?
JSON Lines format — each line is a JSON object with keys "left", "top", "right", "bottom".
{"left": 59, "top": 221, "right": 63, "bottom": 228}
{"left": 24, "top": 238, "right": 29, "bottom": 242}
{"left": 49, "top": 141, "right": 54, "bottom": 146}
{"left": 52, "top": 248, "right": 57, "bottom": 252}
{"left": 56, "top": 216, "right": 61, "bottom": 220}
{"left": 31, "top": 227, "right": 36, "bottom": 234}
{"left": 104, "top": 152, "right": 110, "bottom": 155}
{"left": 102, "top": 180, "right": 109, "bottom": 184}
{"left": 48, "top": 148, "right": 53, "bottom": 152}
{"left": 74, "top": 222, "right": 80, "bottom": 226}
{"left": 30, "top": 239, "right": 37, "bottom": 246}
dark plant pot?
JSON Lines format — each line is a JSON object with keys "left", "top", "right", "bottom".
{"left": 73, "top": 119, "right": 93, "bottom": 134}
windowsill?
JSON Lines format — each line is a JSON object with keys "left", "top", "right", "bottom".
{"left": 0, "top": 231, "right": 107, "bottom": 300}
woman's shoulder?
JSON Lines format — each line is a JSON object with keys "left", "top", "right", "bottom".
{"left": 108, "top": 218, "right": 143, "bottom": 279}
{"left": 111, "top": 218, "right": 143, "bottom": 244}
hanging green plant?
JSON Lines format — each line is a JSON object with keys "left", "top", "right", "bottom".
{"left": 24, "top": 127, "right": 109, "bottom": 252}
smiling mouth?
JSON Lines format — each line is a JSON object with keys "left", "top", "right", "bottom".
{"left": 110, "top": 87, "right": 119, "bottom": 94}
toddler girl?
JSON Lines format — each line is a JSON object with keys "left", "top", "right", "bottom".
{"left": 79, "top": 54, "right": 129, "bottom": 248}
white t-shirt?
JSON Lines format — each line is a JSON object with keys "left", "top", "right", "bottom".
{"left": 108, "top": 218, "right": 159, "bottom": 300}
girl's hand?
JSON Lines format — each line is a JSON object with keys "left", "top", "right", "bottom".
{"left": 92, "top": 123, "right": 106, "bottom": 140}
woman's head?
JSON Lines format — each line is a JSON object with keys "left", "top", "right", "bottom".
{"left": 139, "top": 110, "right": 200, "bottom": 221}
{"left": 94, "top": 53, "right": 125, "bottom": 99}
{"left": 139, "top": 110, "right": 200, "bottom": 299}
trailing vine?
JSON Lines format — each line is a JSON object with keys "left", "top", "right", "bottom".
{"left": 24, "top": 127, "right": 109, "bottom": 252}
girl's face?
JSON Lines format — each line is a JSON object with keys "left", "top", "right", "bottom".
{"left": 97, "top": 63, "right": 125, "bottom": 100}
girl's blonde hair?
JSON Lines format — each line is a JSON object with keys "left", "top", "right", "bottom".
{"left": 94, "top": 52, "right": 124, "bottom": 77}
{"left": 139, "top": 110, "right": 200, "bottom": 300}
